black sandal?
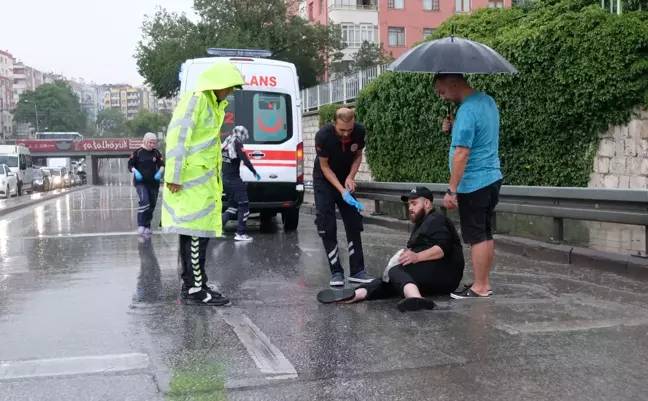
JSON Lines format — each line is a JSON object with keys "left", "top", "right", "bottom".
{"left": 317, "top": 288, "right": 356, "bottom": 304}
{"left": 397, "top": 297, "right": 436, "bottom": 312}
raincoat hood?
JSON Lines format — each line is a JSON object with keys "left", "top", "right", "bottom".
{"left": 194, "top": 62, "right": 245, "bottom": 93}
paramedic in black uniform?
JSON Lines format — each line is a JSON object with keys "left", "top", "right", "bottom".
{"left": 221, "top": 126, "right": 261, "bottom": 242}
{"left": 313, "top": 108, "right": 373, "bottom": 286}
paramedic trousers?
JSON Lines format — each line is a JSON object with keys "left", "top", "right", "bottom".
{"left": 222, "top": 177, "right": 250, "bottom": 235}
{"left": 179, "top": 235, "right": 210, "bottom": 288}
{"left": 314, "top": 179, "right": 365, "bottom": 276}
{"left": 136, "top": 183, "right": 159, "bottom": 228}
{"left": 360, "top": 261, "right": 463, "bottom": 300}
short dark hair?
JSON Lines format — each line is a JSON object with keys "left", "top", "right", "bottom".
{"left": 433, "top": 73, "right": 466, "bottom": 83}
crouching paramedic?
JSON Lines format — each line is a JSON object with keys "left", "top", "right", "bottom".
{"left": 161, "top": 61, "right": 245, "bottom": 306}
{"left": 319, "top": 187, "right": 465, "bottom": 312}
{"left": 313, "top": 108, "right": 373, "bottom": 286}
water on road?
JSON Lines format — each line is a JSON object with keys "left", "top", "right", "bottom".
{"left": 1, "top": 161, "right": 648, "bottom": 400}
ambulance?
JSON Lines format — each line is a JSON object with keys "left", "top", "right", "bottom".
{"left": 178, "top": 48, "right": 305, "bottom": 231}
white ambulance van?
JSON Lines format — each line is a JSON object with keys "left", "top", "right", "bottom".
{"left": 178, "top": 48, "right": 305, "bottom": 231}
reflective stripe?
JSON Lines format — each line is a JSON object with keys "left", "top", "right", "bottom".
{"left": 169, "top": 96, "right": 200, "bottom": 184}
{"left": 162, "top": 226, "right": 218, "bottom": 238}
{"left": 189, "top": 137, "right": 219, "bottom": 154}
{"left": 328, "top": 246, "right": 338, "bottom": 259}
{"left": 182, "top": 169, "right": 215, "bottom": 190}
{"left": 162, "top": 199, "right": 214, "bottom": 224}
{"left": 167, "top": 117, "right": 195, "bottom": 133}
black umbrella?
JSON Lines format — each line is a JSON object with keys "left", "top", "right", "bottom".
{"left": 387, "top": 36, "right": 517, "bottom": 75}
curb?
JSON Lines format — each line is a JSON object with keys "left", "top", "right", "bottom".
{"left": 0, "top": 186, "right": 90, "bottom": 218}
{"left": 299, "top": 203, "right": 648, "bottom": 275}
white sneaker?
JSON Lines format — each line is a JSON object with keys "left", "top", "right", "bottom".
{"left": 234, "top": 234, "right": 253, "bottom": 241}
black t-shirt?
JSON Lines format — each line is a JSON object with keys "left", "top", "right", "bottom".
{"left": 128, "top": 148, "right": 164, "bottom": 186}
{"left": 407, "top": 211, "right": 464, "bottom": 269}
{"left": 313, "top": 123, "right": 366, "bottom": 183}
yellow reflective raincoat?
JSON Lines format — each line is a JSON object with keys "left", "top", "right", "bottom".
{"left": 161, "top": 62, "right": 245, "bottom": 237}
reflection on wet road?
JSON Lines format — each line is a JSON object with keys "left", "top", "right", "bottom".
{"left": 1, "top": 169, "right": 648, "bottom": 399}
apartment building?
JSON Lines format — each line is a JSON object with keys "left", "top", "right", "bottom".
{"left": 0, "top": 50, "right": 14, "bottom": 138}
{"left": 103, "top": 86, "right": 158, "bottom": 119}
{"left": 12, "top": 62, "right": 44, "bottom": 106}
{"left": 303, "top": 0, "right": 510, "bottom": 67}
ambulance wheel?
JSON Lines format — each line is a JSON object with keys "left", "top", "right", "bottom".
{"left": 282, "top": 208, "right": 299, "bottom": 232}
{"left": 260, "top": 211, "right": 276, "bottom": 233}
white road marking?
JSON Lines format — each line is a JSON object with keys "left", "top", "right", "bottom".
{"left": 218, "top": 308, "right": 298, "bottom": 380}
{"left": 495, "top": 317, "right": 648, "bottom": 335}
{"left": 0, "top": 353, "right": 150, "bottom": 380}
{"left": 17, "top": 231, "right": 161, "bottom": 240}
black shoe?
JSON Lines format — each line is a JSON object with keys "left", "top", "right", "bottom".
{"left": 181, "top": 284, "right": 225, "bottom": 300}
{"left": 184, "top": 288, "right": 231, "bottom": 306}
{"left": 450, "top": 286, "right": 491, "bottom": 299}
{"left": 461, "top": 283, "right": 493, "bottom": 295}
{"left": 397, "top": 297, "right": 436, "bottom": 312}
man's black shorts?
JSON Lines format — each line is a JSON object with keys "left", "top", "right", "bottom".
{"left": 457, "top": 179, "right": 502, "bottom": 245}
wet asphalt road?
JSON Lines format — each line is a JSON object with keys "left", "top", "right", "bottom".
{"left": 2, "top": 165, "right": 648, "bottom": 400}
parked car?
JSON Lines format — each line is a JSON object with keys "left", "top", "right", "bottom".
{"left": 32, "top": 168, "right": 51, "bottom": 192}
{"left": 0, "top": 164, "right": 19, "bottom": 198}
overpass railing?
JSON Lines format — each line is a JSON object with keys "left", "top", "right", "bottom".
{"left": 300, "top": 64, "right": 389, "bottom": 112}
{"left": 306, "top": 181, "right": 648, "bottom": 254}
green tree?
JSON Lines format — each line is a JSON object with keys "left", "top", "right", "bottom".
{"left": 126, "top": 109, "right": 171, "bottom": 138}
{"left": 351, "top": 41, "right": 394, "bottom": 71}
{"left": 135, "top": 0, "right": 345, "bottom": 98}
{"left": 13, "top": 82, "right": 88, "bottom": 133}
{"left": 97, "top": 108, "right": 129, "bottom": 137}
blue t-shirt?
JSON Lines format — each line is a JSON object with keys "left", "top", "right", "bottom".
{"left": 449, "top": 92, "right": 503, "bottom": 194}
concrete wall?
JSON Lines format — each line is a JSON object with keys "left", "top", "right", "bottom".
{"left": 587, "top": 109, "right": 648, "bottom": 254}
{"left": 302, "top": 111, "right": 373, "bottom": 184}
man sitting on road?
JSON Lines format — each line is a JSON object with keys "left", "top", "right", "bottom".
{"left": 317, "top": 187, "right": 465, "bottom": 312}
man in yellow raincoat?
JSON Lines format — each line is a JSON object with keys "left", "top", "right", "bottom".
{"left": 162, "top": 61, "right": 245, "bottom": 306}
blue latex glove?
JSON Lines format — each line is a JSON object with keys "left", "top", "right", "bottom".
{"left": 255, "top": 173, "right": 261, "bottom": 181}
{"left": 133, "top": 169, "right": 143, "bottom": 181}
{"left": 342, "top": 190, "right": 364, "bottom": 212}
{"left": 154, "top": 170, "right": 162, "bottom": 181}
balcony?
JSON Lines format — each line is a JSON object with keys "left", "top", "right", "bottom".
{"left": 329, "top": 0, "right": 377, "bottom": 10}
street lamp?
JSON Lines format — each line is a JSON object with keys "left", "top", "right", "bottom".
{"left": 23, "top": 99, "right": 39, "bottom": 134}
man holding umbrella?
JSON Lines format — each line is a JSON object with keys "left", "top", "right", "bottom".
{"left": 387, "top": 35, "right": 516, "bottom": 299}
{"left": 436, "top": 74, "right": 502, "bottom": 299}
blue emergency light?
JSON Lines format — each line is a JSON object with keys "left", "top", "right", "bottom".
{"left": 206, "top": 48, "right": 273, "bottom": 58}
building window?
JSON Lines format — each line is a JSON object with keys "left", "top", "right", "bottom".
{"left": 388, "top": 0, "right": 404, "bottom": 9}
{"left": 388, "top": 27, "right": 405, "bottom": 47}
{"left": 308, "top": 3, "right": 313, "bottom": 20}
{"left": 456, "top": 0, "right": 470, "bottom": 12}
{"left": 423, "top": 28, "right": 436, "bottom": 39}
{"left": 488, "top": 0, "right": 504, "bottom": 7}
{"left": 341, "top": 23, "right": 376, "bottom": 48}
{"left": 320, "top": 0, "right": 324, "bottom": 13}
{"left": 423, "top": 0, "right": 440, "bottom": 10}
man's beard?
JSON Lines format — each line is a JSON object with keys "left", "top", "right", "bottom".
{"left": 410, "top": 208, "right": 426, "bottom": 223}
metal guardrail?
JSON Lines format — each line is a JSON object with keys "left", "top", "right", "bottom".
{"left": 306, "top": 181, "right": 648, "bottom": 254}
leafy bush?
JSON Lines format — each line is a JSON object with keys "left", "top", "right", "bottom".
{"left": 318, "top": 104, "right": 342, "bottom": 127}
{"left": 356, "top": 1, "right": 648, "bottom": 186}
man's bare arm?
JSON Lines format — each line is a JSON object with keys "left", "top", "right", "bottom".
{"left": 319, "top": 157, "right": 346, "bottom": 194}
{"left": 416, "top": 245, "right": 445, "bottom": 261}
{"left": 449, "top": 146, "right": 470, "bottom": 192}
